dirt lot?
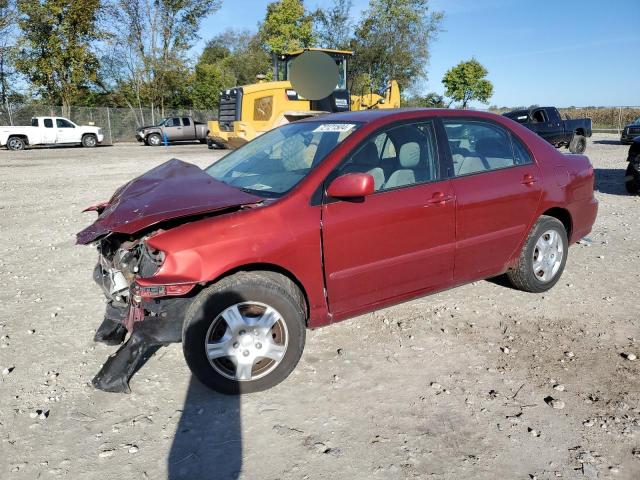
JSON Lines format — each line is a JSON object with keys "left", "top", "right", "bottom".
{"left": 1, "top": 135, "right": 639, "bottom": 480}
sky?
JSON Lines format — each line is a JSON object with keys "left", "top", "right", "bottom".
{"left": 197, "top": 0, "right": 640, "bottom": 107}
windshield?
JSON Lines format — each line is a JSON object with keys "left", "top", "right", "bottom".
{"left": 632, "top": 117, "right": 640, "bottom": 125}
{"left": 157, "top": 118, "right": 168, "bottom": 126}
{"left": 206, "top": 121, "right": 360, "bottom": 197}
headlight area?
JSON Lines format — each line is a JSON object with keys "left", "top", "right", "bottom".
{"left": 131, "top": 282, "right": 195, "bottom": 301}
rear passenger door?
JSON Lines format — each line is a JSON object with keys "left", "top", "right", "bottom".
{"left": 181, "top": 117, "right": 194, "bottom": 140}
{"left": 442, "top": 118, "right": 542, "bottom": 283}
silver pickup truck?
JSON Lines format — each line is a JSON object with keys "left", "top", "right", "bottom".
{"left": 136, "top": 117, "right": 209, "bottom": 146}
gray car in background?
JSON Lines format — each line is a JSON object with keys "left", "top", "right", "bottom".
{"left": 136, "top": 117, "right": 209, "bottom": 146}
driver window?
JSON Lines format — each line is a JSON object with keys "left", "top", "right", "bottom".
{"left": 336, "top": 122, "right": 439, "bottom": 192}
{"left": 56, "top": 119, "right": 74, "bottom": 128}
{"left": 166, "top": 118, "right": 180, "bottom": 127}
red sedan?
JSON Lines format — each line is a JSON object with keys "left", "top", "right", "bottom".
{"left": 78, "top": 109, "right": 598, "bottom": 394}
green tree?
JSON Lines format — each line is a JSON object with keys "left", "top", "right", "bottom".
{"left": 0, "top": 0, "right": 21, "bottom": 120}
{"left": 404, "top": 91, "right": 445, "bottom": 108}
{"left": 191, "top": 30, "right": 270, "bottom": 110}
{"left": 314, "top": 0, "right": 353, "bottom": 50}
{"left": 16, "top": 0, "right": 103, "bottom": 115}
{"left": 259, "top": 0, "right": 314, "bottom": 54}
{"left": 350, "top": 0, "right": 442, "bottom": 96}
{"left": 442, "top": 58, "right": 493, "bottom": 109}
{"left": 104, "top": 0, "right": 221, "bottom": 123}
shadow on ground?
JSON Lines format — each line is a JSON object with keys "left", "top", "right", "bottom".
{"left": 168, "top": 376, "right": 242, "bottom": 479}
{"left": 593, "top": 139, "right": 625, "bottom": 145}
{"left": 594, "top": 167, "right": 629, "bottom": 196}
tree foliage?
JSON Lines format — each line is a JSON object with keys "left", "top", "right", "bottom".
{"left": 0, "top": 0, "right": 21, "bottom": 114}
{"left": 191, "top": 30, "right": 270, "bottom": 109}
{"left": 350, "top": 0, "right": 442, "bottom": 96}
{"left": 259, "top": 0, "right": 314, "bottom": 54}
{"left": 404, "top": 92, "right": 445, "bottom": 108}
{"left": 103, "top": 0, "right": 221, "bottom": 122}
{"left": 442, "top": 58, "right": 493, "bottom": 108}
{"left": 15, "top": 0, "right": 103, "bottom": 115}
{"left": 314, "top": 0, "right": 353, "bottom": 50}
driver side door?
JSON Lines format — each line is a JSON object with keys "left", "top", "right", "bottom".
{"left": 321, "top": 120, "right": 456, "bottom": 319}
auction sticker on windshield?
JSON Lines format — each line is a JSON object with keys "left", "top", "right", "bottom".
{"left": 313, "top": 123, "right": 357, "bottom": 133}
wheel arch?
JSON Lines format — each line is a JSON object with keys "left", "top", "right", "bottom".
{"left": 542, "top": 207, "right": 572, "bottom": 238}
{"left": 207, "top": 262, "right": 310, "bottom": 323}
{"left": 575, "top": 128, "right": 586, "bottom": 137}
{"left": 8, "top": 134, "right": 29, "bottom": 144}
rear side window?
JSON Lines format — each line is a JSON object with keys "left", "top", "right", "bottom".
{"left": 182, "top": 117, "right": 191, "bottom": 126}
{"left": 31, "top": 118, "right": 39, "bottom": 127}
{"left": 510, "top": 135, "right": 533, "bottom": 165}
{"left": 443, "top": 119, "right": 529, "bottom": 176}
{"left": 44, "top": 119, "right": 53, "bottom": 128}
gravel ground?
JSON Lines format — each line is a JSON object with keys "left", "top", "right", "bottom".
{"left": 0, "top": 134, "right": 639, "bottom": 480}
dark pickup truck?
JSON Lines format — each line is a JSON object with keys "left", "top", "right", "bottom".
{"left": 136, "top": 116, "right": 209, "bottom": 146}
{"left": 504, "top": 106, "right": 592, "bottom": 154}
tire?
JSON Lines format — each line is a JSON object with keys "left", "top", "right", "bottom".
{"left": 199, "top": 139, "right": 207, "bottom": 144}
{"left": 82, "top": 134, "right": 97, "bottom": 148}
{"left": 147, "top": 133, "right": 162, "bottom": 146}
{"left": 507, "top": 215, "right": 569, "bottom": 293}
{"left": 625, "top": 163, "right": 640, "bottom": 194}
{"left": 6, "top": 136, "right": 25, "bottom": 151}
{"left": 568, "top": 134, "right": 587, "bottom": 154}
{"left": 182, "top": 271, "right": 306, "bottom": 395}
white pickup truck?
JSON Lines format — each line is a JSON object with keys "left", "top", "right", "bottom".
{"left": 0, "top": 117, "right": 104, "bottom": 150}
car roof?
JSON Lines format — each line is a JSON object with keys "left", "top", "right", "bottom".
{"left": 299, "top": 108, "right": 502, "bottom": 125}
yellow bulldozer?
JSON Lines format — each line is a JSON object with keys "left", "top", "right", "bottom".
{"left": 207, "top": 48, "right": 400, "bottom": 149}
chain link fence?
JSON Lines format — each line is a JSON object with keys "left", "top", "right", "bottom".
{"left": 0, "top": 106, "right": 218, "bottom": 144}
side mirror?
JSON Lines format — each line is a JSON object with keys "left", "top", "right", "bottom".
{"left": 327, "top": 173, "right": 375, "bottom": 199}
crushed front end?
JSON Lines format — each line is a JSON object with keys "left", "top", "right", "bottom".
{"left": 91, "top": 233, "right": 195, "bottom": 393}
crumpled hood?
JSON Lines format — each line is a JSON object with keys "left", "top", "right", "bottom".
{"left": 76, "top": 159, "right": 263, "bottom": 245}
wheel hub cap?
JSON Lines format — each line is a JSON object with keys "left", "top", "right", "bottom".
{"left": 205, "top": 302, "right": 288, "bottom": 382}
{"left": 532, "top": 229, "right": 564, "bottom": 282}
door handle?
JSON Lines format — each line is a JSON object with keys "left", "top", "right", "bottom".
{"left": 521, "top": 174, "right": 538, "bottom": 185}
{"left": 426, "top": 192, "right": 454, "bottom": 205}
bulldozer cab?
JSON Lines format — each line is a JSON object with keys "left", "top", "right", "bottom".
{"left": 273, "top": 49, "right": 352, "bottom": 113}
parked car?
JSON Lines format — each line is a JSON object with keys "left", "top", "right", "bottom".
{"left": 620, "top": 117, "right": 640, "bottom": 144}
{"left": 135, "top": 117, "right": 209, "bottom": 146}
{"left": 503, "top": 106, "right": 592, "bottom": 154}
{"left": 78, "top": 109, "right": 598, "bottom": 395}
{"left": 0, "top": 117, "right": 104, "bottom": 150}
{"left": 624, "top": 137, "right": 640, "bottom": 194}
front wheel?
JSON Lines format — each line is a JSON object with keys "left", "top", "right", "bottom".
{"left": 507, "top": 216, "right": 568, "bottom": 293}
{"left": 147, "top": 133, "right": 162, "bottom": 146}
{"left": 568, "top": 134, "right": 587, "bottom": 154}
{"left": 82, "top": 134, "right": 97, "bottom": 148}
{"left": 182, "top": 271, "right": 306, "bottom": 394}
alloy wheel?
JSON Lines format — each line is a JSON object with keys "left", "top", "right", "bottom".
{"left": 532, "top": 229, "right": 564, "bottom": 282}
{"left": 205, "top": 302, "right": 288, "bottom": 381}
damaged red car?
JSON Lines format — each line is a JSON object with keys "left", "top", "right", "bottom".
{"left": 78, "top": 109, "right": 598, "bottom": 394}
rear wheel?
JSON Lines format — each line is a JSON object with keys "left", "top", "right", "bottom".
{"left": 7, "top": 136, "right": 25, "bottom": 151}
{"left": 507, "top": 216, "right": 568, "bottom": 293}
{"left": 182, "top": 271, "right": 306, "bottom": 394}
{"left": 625, "top": 163, "right": 640, "bottom": 194}
{"left": 147, "top": 133, "right": 162, "bottom": 146}
{"left": 568, "top": 134, "right": 587, "bottom": 154}
{"left": 82, "top": 134, "right": 97, "bottom": 148}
